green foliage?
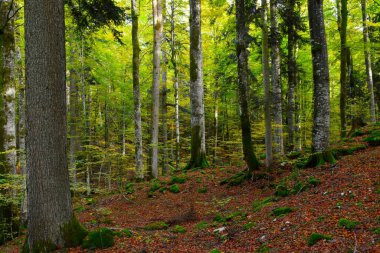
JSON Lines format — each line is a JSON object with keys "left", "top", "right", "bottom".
{"left": 307, "top": 233, "right": 332, "bottom": 246}
{"left": 82, "top": 228, "right": 115, "bottom": 249}
{"left": 150, "top": 180, "right": 161, "bottom": 192}
{"left": 144, "top": 221, "right": 169, "bottom": 230}
{"left": 252, "top": 196, "right": 277, "bottom": 212}
{"left": 169, "top": 175, "right": 187, "bottom": 184}
{"left": 220, "top": 171, "right": 250, "bottom": 186}
{"left": 125, "top": 182, "right": 135, "bottom": 194}
{"left": 22, "top": 240, "right": 57, "bottom": 253}
{"left": 372, "top": 227, "right": 380, "bottom": 234}
{"left": 333, "top": 144, "right": 366, "bottom": 157}
{"left": 243, "top": 222, "right": 255, "bottom": 230}
{"left": 286, "top": 151, "right": 302, "bottom": 159}
{"left": 307, "top": 176, "right": 321, "bottom": 187}
{"left": 338, "top": 218, "right": 359, "bottom": 230}
{"left": 198, "top": 187, "right": 208, "bottom": 193}
{"left": 209, "top": 249, "right": 221, "bottom": 253}
{"left": 256, "top": 244, "right": 270, "bottom": 252}
{"left": 173, "top": 225, "right": 187, "bottom": 233}
{"left": 61, "top": 217, "right": 88, "bottom": 247}
{"left": 302, "top": 151, "right": 336, "bottom": 169}
{"left": 169, "top": 184, "right": 180, "bottom": 193}
{"left": 195, "top": 221, "right": 208, "bottom": 230}
{"left": 350, "top": 130, "right": 364, "bottom": 137}
{"left": 271, "top": 207, "right": 293, "bottom": 217}
{"left": 275, "top": 182, "right": 290, "bottom": 197}
{"left": 291, "top": 181, "right": 307, "bottom": 194}
{"left": 121, "top": 228, "right": 133, "bottom": 237}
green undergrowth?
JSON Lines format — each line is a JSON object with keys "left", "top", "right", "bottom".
{"left": 61, "top": 217, "right": 88, "bottom": 247}
{"left": 364, "top": 129, "right": 380, "bottom": 146}
{"left": 173, "top": 225, "right": 186, "bottom": 233}
{"left": 338, "top": 218, "right": 360, "bottom": 230}
{"left": 144, "top": 221, "right": 169, "bottom": 230}
{"left": 213, "top": 211, "right": 247, "bottom": 224}
{"left": 82, "top": 228, "right": 115, "bottom": 249}
{"left": 252, "top": 196, "right": 278, "bottom": 212}
{"left": 271, "top": 207, "right": 293, "bottom": 217}
{"left": 307, "top": 233, "right": 332, "bottom": 246}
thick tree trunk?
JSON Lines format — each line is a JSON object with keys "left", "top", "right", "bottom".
{"left": 360, "top": 0, "right": 376, "bottom": 123}
{"left": 270, "top": 0, "right": 283, "bottom": 155}
{"left": 287, "top": 0, "right": 296, "bottom": 152}
{"left": 131, "top": 0, "right": 144, "bottom": 180}
{"left": 187, "top": 0, "right": 208, "bottom": 169}
{"left": 235, "top": 0, "right": 259, "bottom": 172}
{"left": 151, "top": 0, "right": 162, "bottom": 177}
{"left": 307, "top": 0, "right": 331, "bottom": 152}
{"left": 338, "top": 0, "right": 348, "bottom": 137}
{"left": 25, "top": 0, "right": 75, "bottom": 249}
{"left": 262, "top": 0, "right": 273, "bottom": 167}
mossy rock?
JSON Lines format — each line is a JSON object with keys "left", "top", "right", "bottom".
{"left": 82, "top": 228, "right": 115, "bottom": 249}
{"left": 271, "top": 207, "right": 293, "bottom": 217}
{"left": 307, "top": 233, "right": 332, "bottom": 246}
{"left": 302, "top": 151, "right": 336, "bottom": 169}
{"left": 338, "top": 218, "right": 359, "bottom": 230}
{"left": 144, "top": 221, "right": 169, "bottom": 230}
{"left": 173, "top": 225, "right": 187, "bottom": 233}
{"left": 169, "top": 184, "right": 180, "bottom": 193}
{"left": 61, "top": 217, "right": 88, "bottom": 247}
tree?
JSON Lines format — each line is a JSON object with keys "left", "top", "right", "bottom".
{"left": 307, "top": 0, "right": 330, "bottom": 152}
{"left": 235, "top": 0, "right": 259, "bottom": 172}
{"left": 186, "top": 0, "right": 208, "bottom": 169}
{"left": 151, "top": 0, "right": 162, "bottom": 178}
{"left": 261, "top": 0, "right": 273, "bottom": 167}
{"left": 131, "top": 0, "right": 144, "bottom": 179}
{"left": 360, "top": 0, "right": 376, "bottom": 123}
{"left": 270, "top": 0, "right": 283, "bottom": 155}
{"left": 24, "top": 0, "right": 86, "bottom": 250}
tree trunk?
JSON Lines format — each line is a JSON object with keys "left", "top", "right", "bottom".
{"left": 187, "top": 0, "right": 208, "bottom": 169}
{"left": 307, "top": 0, "right": 331, "bottom": 152}
{"left": 235, "top": 0, "right": 259, "bottom": 172}
{"left": 360, "top": 0, "right": 376, "bottom": 123}
{"left": 270, "top": 0, "right": 283, "bottom": 155}
{"left": 25, "top": 0, "right": 77, "bottom": 249}
{"left": 338, "top": 0, "right": 348, "bottom": 137}
{"left": 287, "top": 0, "right": 296, "bottom": 152}
{"left": 213, "top": 91, "right": 218, "bottom": 164}
{"left": 151, "top": 0, "right": 162, "bottom": 178}
{"left": 131, "top": 0, "right": 144, "bottom": 180}
{"left": 262, "top": 0, "right": 273, "bottom": 167}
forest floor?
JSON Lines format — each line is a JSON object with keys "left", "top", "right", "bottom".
{"left": 1, "top": 126, "right": 380, "bottom": 252}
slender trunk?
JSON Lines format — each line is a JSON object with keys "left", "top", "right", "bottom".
{"left": 338, "top": 0, "right": 348, "bottom": 137}
{"left": 262, "top": 0, "right": 272, "bottom": 167}
{"left": 213, "top": 91, "right": 218, "bottom": 164}
{"left": 270, "top": 0, "right": 283, "bottom": 155}
{"left": 151, "top": 0, "right": 162, "bottom": 178}
{"left": 131, "top": 0, "right": 144, "bottom": 179}
{"left": 235, "top": 0, "right": 259, "bottom": 172}
{"left": 307, "top": 0, "right": 331, "bottom": 152}
{"left": 187, "top": 0, "right": 208, "bottom": 169}
{"left": 361, "top": 0, "right": 376, "bottom": 123}
{"left": 25, "top": 0, "right": 76, "bottom": 248}
{"left": 287, "top": 0, "right": 296, "bottom": 152}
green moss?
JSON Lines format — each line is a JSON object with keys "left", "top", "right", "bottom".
{"left": 22, "top": 238, "right": 57, "bottom": 253}
{"left": 243, "top": 221, "right": 255, "bottom": 230}
{"left": 82, "top": 228, "right": 115, "bottom": 249}
{"left": 372, "top": 227, "right": 380, "bottom": 234}
{"left": 144, "top": 221, "right": 169, "bottom": 230}
{"left": 169, "top": 175, "right": 186, "bottom": 184}
{"left": 303, "top": 151, "right": 336, "bottom": 168}
{"left": 291, "top": 181, "right": 307, "bottom": 194}
{"left": 195, "top": 221, "right": 208, "bottom": 230}
{"left": 307, "top": 233, "right": 332, "bottom": 246}
{"left": 209, "top": 249, "right": 221, "bottom": 253}
{"left": 307, "top": 176, "right": 321, "bottom": 187}
{"left": 198, "top": 187, "right": 207, "bottom": 193}
{"left": 121, "top": 228, "right": 133, "bottom": 237}
{"left": 338, "top": 218, "right": 359, "bottom": 230}
{"left": 125, "top": 182, "right": 135, "bottom": 194}
{"left": 286, "top": 151, "right": 302, "bottom": 159}
{"left": 271, "top": 207, "right": 293, "bottom": 217}
{"left": 169, "top": 184, "right": 180, "bottom": 193}
{"left": 61, "top": 217, "right": 88, "bottom": 247}
{"left": 173, "top": 225, "right": 186, "bottom": 233}
{"left": 364, "top": 136, "right": 380, "bottom": 146}
{"left": 220, "top": 171, "right": 250, "bottom": 186}
{"left": 275, "top": 182, "right": 290, "bottom": 197}
{"left": 213, "top": 213, "right": 226, "bottom": 223}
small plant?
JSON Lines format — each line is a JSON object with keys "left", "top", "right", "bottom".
{"left": 307, "top": 233, "right": 332, "bottom": 246}
{"left": 308, "top": 176, "right": 321, "bottom": 187}
{"left": 291, "top": 181, "right": 307, "bottom": 194}
{"left": 173, "top": 225, "right": 186, "bottom": 233}
{"left": 121, "top": 228, "right": 133, "bottom": 237}
{"left": 316, "top": 216, "right": 326, "bottom": 222}
{"left": 275, "top": 182, "right": 290, "bottom": 197}
{"left": 338, "top": 218, "right": 359, "bottom": 230}
{"left": 213, "top": 213, "right": 226, "bottom": 223}
{"left": 271, "top": 207, "right": 293, "bottom": 217}
{"left": 243, "top": 221, "right": 255, "bottom": 230}
{"left": 195, "top": 221, "right": 208, "bottom": 230}
{"left": 252, "top": 196, "right": 277, "bottom": 212}
{"left": 82, "top": 228, "right": 115, "bottom": 249}
{"left": 256, "top": 244, "right": 270, "bottom": 253}
{"left": 150, "top": 180, "right": 161, "bottom": 192}
{"left": 144, "top": 221, "right": 169, "bottom": 230}
{"left": 372, "top": 227, "right": 380, "bottom": 234}
{"left": 198, "top": 187, "right": 207, "bottom": 193}
{"left": 125, "top": 182, "right": 135, "bottom": 194}
{"left": 169, "top": 184, "right": 180, "bottom": 193}
{"left": 169, "top": 175, "right": 186, "bottom": 185}
{"left": 351, "top": 130, "right": 364, "bottom": 137}
{"left": 209, "top": 249, "right": 221, "bottom": 253}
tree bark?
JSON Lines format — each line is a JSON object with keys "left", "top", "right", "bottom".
{"left": 235, "top": 0, "right": 259, "bottom": 172}
{"left": 131, "top": 0, "right": 144, "bottom": 180}
{"left": 262, "top": 0, "right": 273, "bottom": 167}
{"left": 360, "top": 0, "right": 376, "bottom": 123}
{"left": 270, "top": 0, "right": 283, "bottom": 155}
{"left": 307, "top": 0, "right": 331, "bottom": 152}
{"left": 187, "top": 0, "right": 208, "bottom": 169}
{"left": 25, "top": 0, "right": 74, "bottom": 249}
{"left": 151, "top": 0, "right": 162, "bottom": 177}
